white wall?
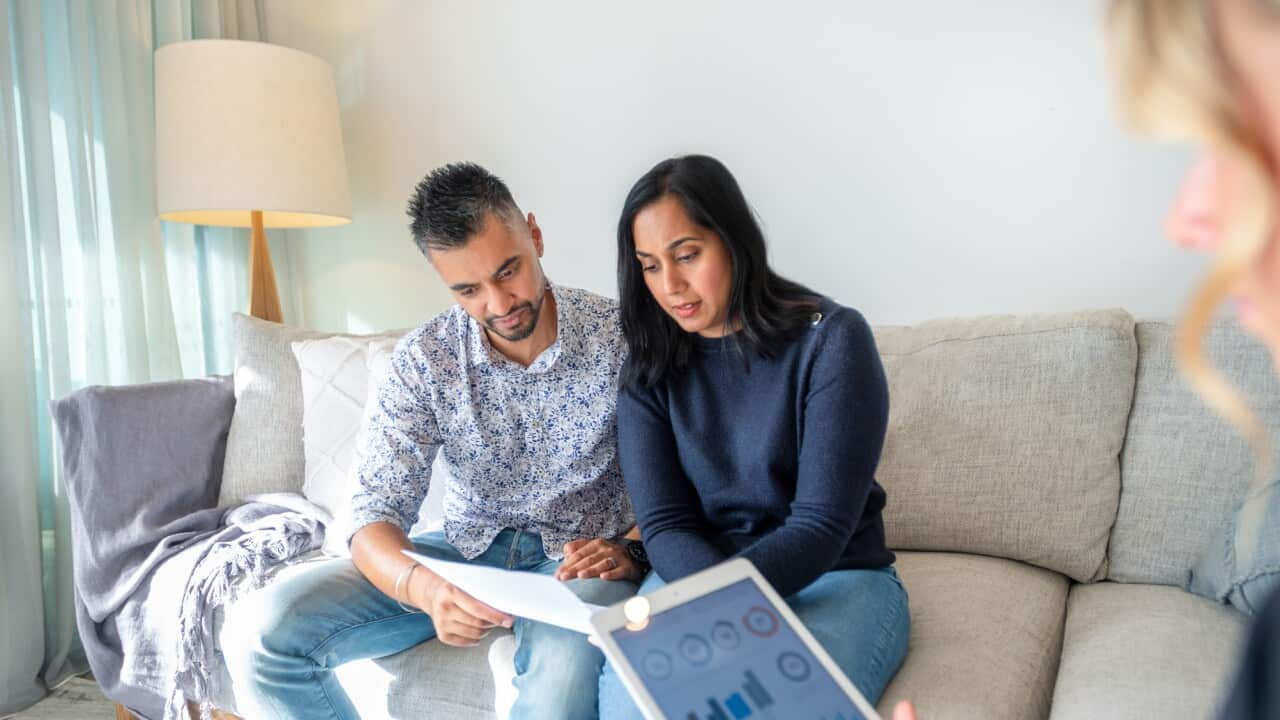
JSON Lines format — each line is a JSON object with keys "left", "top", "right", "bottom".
{"left": 265, "top": 0, "right": 1204, "bottom": 333}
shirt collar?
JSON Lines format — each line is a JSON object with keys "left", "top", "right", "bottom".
{"left": 467, "top": 281, "right": 572, "bottom": 374}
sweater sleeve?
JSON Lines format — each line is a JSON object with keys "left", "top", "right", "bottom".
{"left": 738, "top": 310, "right": 890, "bottom": 596}
{"left": 618, "top": 378, "right": 729, "bottom": 581}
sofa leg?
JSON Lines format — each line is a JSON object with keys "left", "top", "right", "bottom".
{"left": 114, "top": 704, "right": 134, "bottom": 720}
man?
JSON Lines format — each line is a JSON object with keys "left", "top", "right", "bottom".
{"left": 221, "top": 163, "right": 648, "bottom": 719}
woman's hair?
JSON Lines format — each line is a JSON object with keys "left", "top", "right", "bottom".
{"left": 616, "top": 155, "right": 822, "bottom": 387}
{"left": 1108, "top": 0, "right": 1279, "bottom": 475}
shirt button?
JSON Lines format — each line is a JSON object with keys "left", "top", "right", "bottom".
{"left": 810, "top": 312, "right": 823, "bottom": 325}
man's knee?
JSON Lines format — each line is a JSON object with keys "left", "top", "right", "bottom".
{"left": 220, "top": 584, "right": 308, "bottom": 675}
{"left": 220, "top": 563, "right": 357, "bottom": 671}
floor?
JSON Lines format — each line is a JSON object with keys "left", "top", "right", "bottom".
{"left": 11, "top": 677, "right": 116, "bottom": 719}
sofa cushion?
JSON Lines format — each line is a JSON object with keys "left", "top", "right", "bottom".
{"left": 876, "top": 551, "right": 1070, "bottom": 720}
{"left": 1048, "top": 582, "right": 1247, "bottom": 720}
{"left": 873, "top": 310, "right": 1136, "bottom": 581}
{"left": 218, "top": 313, "right": 397, "bottom": 507}
{"left": 1110, "top": 320, "right": 1280, "bottom": 586}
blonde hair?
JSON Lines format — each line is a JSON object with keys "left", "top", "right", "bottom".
{"left": 1108, "top": 0, "right": 1278, "bottom": 481}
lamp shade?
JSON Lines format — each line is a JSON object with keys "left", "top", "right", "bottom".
{"left": 155, "top": 39, "right": 351, "bottom": 228}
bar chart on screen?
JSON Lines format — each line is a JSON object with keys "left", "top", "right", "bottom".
{"left": 612, "top": 579, "right": 870, "bottom": 720}
{"left": 678, "top": 666, "right": 862, "bottom": 720}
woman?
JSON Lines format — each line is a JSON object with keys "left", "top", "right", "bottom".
{"left": 597, "top": 154, "right": 910, "bottom": 717}
{"left": 1107, "top": 1, "right": 1280, "bottom": 716}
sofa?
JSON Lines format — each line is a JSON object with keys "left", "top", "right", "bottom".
{"left": 77, "top": 307, "right": 1272, "bottom": 719}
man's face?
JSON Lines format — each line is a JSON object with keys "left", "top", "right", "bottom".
{"left": 429, "top": 210, "right": 548, "bottom": 342}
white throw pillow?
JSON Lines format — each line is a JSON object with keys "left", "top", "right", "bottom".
{"left": 293, "top": 335, "right": 379, "bottom": 522}
{"left": 295, "top": 335, "right": 446, "bottom": 556}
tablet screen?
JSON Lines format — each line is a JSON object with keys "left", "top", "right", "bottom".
{"left": 610, "top": 578, "right": 867, "bottom": 720}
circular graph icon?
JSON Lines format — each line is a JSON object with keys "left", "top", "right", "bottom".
{"left": 710, "top": 620, "right": 741, "bottom": 650}
{"left": 678, "top": 633, "right": 713, "bottom": 666}
{"left": 641, "top": 650, "right": 673, "bottom": 680}
{"left": 742, "top": 606, "right": 780, "bottom": 637}
{"left": 777, "top": 651, "right": 812, "bottom": 682}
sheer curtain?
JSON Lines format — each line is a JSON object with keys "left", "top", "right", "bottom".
{"left": 0, "top": 1, "right": 285, "bottom": 713}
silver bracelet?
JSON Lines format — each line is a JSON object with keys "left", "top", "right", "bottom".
{"left": 393, "top": 562, "right": 421, "bottom": 613}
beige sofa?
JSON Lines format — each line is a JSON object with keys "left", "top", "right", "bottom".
{"left": 208, "top": 308, "right": 1266, "bottom": 719}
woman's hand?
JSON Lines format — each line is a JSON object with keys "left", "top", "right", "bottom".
{"left": 893, "top": 701, "right": 918, "bottom": 720}
{"left": 556, "top": 537, "right": 644, "bottom": 581}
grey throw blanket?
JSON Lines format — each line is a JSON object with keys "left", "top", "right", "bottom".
{"left": 169, "top": 502, "right": 323, "bottom": 719}
{"left": 52, "top": 379, "right": 324, "bottom": 719}
{"left": 73, "top": 500, "right": 323, "bottom": 720}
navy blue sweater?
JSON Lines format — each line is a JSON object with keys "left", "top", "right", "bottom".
{"left": 618, "top": 301, "right": 893, "bottom": 598}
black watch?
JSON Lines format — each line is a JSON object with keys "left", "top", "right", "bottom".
{"left": 615, "top": 538, "right": 650, "bottom": 572}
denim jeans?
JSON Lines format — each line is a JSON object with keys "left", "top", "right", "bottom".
{"left": 597, "top": 566, "right": 910, "bottom": 719}
{"left": 220, "top": 529, "right": 638, "bottom": 720}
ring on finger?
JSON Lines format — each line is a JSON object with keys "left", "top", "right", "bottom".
{"left": 607, "top": 556, "right": 618, "bottom": 570}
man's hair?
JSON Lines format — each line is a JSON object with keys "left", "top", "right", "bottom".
{"left": 406, "top": 162, "right": 522, "bottom": 254}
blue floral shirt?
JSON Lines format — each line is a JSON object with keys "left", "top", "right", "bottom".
{"left": 350, "top": 284, "right": 633, "bottom": 560}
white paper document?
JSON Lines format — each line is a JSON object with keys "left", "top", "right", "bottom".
{"left": 403, "top": 550, "right": 606, "bottom": 634}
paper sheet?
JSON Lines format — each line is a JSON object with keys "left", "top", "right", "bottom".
{"left": 403, "top": 550, "right": 605, "bottom": 634}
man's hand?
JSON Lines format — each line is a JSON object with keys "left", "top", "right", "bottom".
{"left": 893, "top": 701, "right": 917, "bottom": 720}
{"left": 350, "top": 523, "right": 514, "bottom": 647}
{"left": 408, "top": 569, "right": 514, "bottom": 647}
{"left": 556, "top": 538, "right": 643, "bottom": 581}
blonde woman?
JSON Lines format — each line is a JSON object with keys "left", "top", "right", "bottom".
{"left": 897, "top": 1, "right": 1280, "bottom": 718}
{"left": 1107, "top": 0, "right": 1280, "bottom": 716}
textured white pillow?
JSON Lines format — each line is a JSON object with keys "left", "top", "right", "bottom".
{"left": 295, "top": 335, "right": 446, "bottom": 556}
{"left": 293, "top": 335, "right": 379, "bottom": 521}
{"left": 294, "top": 335, "right": 393, "bottom": 555}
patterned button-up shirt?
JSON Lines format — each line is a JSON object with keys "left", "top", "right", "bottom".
{"left": 351, "top": 284, "right": 634, "bottom": 560}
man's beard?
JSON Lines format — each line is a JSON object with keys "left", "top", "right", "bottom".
{"left": 484, "top": 290, "right": 546, "bottom": 342}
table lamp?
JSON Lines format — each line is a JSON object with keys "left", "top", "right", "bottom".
{"left": 155, "top": 39, "right": 351, "bottom": 323}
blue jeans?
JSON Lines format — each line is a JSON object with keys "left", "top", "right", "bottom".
{"left": 221, "top": 529, "right": 638, "bottom": 720}
{"left": 598, "top": 566, "right": 910, "bottom": 719}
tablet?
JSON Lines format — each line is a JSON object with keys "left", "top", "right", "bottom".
{"left": 591, "top": 558, "right": 882, "bottom": 720}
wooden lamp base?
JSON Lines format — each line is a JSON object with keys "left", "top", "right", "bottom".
{"left": 248, "top": 209, "right": 283, "bottom": 323}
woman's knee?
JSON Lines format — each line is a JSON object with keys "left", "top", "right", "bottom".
{"left": 789, "top": 568, "right": 911, "bottom": 703}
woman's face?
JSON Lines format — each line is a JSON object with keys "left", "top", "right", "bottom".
{"left": 631, "top": 194, "right": 736, "bottom": 338}
{"left": 1166, "top": 0, "right": 1280, "bottom": 350}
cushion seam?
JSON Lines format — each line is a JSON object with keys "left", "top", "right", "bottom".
{"left": 878, "top": 323, "right": 1132, "bottom": 357}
